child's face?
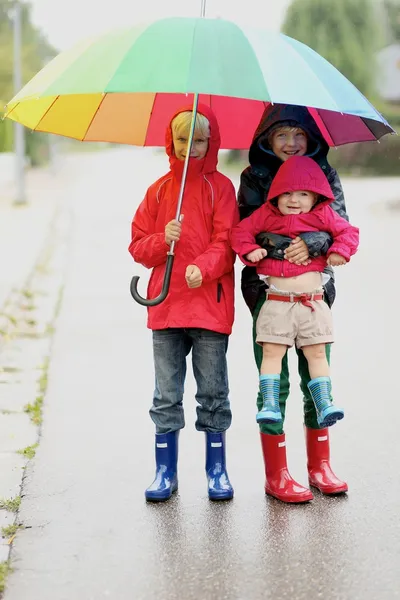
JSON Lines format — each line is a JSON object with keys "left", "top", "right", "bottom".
{"left": 271, "top": 127, "right": 307, "bottom": 161}
{"left": 172, "top": 130, "right": 209, "bottom": 161}
{"left": 277, "top": 190, "right": 316, "bottom": 215}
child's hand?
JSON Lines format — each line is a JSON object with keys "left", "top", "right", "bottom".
{"left": 327, "top": 253, "right": 347, "bottom": 267}
{"left": 285, "top": 237, "right": 310, "bottom": 265}
{"left": 245, "top": 248, "right": 267, "bottom": 263}
{"left": 165, "top": 218, "right": 183, "bottom": 246}
{"left": 185, "top": 265, "right": 203, "bottom": 288}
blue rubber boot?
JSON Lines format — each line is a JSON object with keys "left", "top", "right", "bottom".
{"left": 205, "top": 432, "right": 234, "bottom": 501}
{"left": 256, "top": 374, "right": 282, "bottom": 424}
{"left": 145, "top": 431, "right": 179, "bottom": 502}
{"left": 307, "top": 377, "right": 344, "bottom": 428}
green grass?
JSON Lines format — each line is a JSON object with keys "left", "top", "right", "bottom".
{"left": 0, "top": 497, "right": 21, "bottom": 513}
{"left": 16, "top": 443, "right": 38, "bottom": 460}
{"left": 0, "top": 314, "right": 18, "bottom": 327}
{"left": 0, "top": 366, "right": 21, "bottom": 374}
{"left": 1, "top": 523, "right": 22, "bottom": 538}
{"left": 21, "top": 289, "right": 34, "bottom": 300}
{"left": 24, "top": 396, "right": 43, "bottom": 425}
{"left": 23, "top": 303, "right": 36, "bottom": 311}
{"left": 24, "top": 318, "right": 37, "bottom": 327}
{"left": 0, "top": 562, "right": 10, "bottom": 593}
{"left": 38, "top": 367, "right": 48, "bottom": 394}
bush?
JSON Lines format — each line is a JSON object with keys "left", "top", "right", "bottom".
{"left": 25, "top": 132, "right": 50, "bottom": 167}
{"left": 0, "top": 103, "right": 13, "bottom": 152}
{"left": 329, "top": 133, "right": 400, "bottom": 176}
{"left": 0, "top": 109, "right": 50, "bottom": 167}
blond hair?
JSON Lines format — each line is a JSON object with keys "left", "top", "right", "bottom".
{"left": 171, "top": 111, "right": 210, "bottom": 139}
{"left": 268, "top": 125, "right": 307, "bottom": 145}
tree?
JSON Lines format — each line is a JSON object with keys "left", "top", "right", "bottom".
{"left": 0, "top": 1, "right": 57, "bottom": 159}
{"left": 383, "top": 0, "right": 400, "bottom": 42}
{"left": 282, "top": 0, "right": 383, "bottom": 99}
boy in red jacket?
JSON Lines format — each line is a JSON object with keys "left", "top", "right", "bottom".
{"left": 231, "top": 155, "right": 359, "bottom": 431}
{"left": 129, "top": 105, "right": 239, "bottom": 502}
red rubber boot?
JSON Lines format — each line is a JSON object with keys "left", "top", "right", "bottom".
{"left": 260, "top": 432, "right": 313, "bottom": 503}
{"left": 306, "top": 427, "right": 348, "bottom": 495}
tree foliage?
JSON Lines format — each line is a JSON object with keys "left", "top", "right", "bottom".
{"left": 383, "top": 0, "right": 400, "bottom": 42}
{"left": 282, "top": 0, "right": 383, "bottom": 99}
{"left": 0, "top": 1, "right": 57, "bottom": 157}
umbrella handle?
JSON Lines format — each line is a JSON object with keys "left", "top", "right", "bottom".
{"left": 130, "top": 254, "right": 174, "bottom": 306}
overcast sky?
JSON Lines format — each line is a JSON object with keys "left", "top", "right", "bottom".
{"left": 30, "top": 0, "right": 292, "bottom": 51}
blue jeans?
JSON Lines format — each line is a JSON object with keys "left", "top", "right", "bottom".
{"left": 151, "top": 328, "right": 231, "bottom": 434}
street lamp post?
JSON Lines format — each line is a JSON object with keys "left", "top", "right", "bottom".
{"left": 13, "top": 0, "right": 26, "bottom": 205}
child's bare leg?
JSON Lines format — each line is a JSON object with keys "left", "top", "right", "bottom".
{"left": 301, "top": 344, "right": 329, "bottom": 379}
{"left": 261, "top": 343, "right": 287, "bottom": 375}
{"left": 257, "top": 343, "right": 287, "bottom": 424}
{"left": 302, "top": 343, "right": 344, "bottom": 428}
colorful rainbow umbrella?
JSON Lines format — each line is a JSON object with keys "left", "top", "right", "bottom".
{"left": 4, "top": 16, "right": 395, "bottom": 306}
{"left": 4, "top": 17, "right": 394, "bottom": 148}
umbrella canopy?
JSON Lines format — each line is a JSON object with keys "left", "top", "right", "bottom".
{"left": 4, "top": 17, "right": 395, "bottom": 147}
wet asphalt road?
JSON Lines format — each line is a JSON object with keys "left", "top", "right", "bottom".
{"left": 4, "top": 148, "right": 400, "bottom": 600}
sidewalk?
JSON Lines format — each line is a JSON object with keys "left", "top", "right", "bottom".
{"left": 0, "top": 153, "right": 87, "bottom": 581}
{"left": 0, "top": 164, "right": 64, "bottom": 311}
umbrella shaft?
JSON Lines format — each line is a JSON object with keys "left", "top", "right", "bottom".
{"left": 200, "top": 0, "right": 206, "bottom": 17}
{"left": 170, "top": 93, "right": 199, "bottom": 255}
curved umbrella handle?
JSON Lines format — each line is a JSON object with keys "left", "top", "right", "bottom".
{"left": 130, "top": 254, "right": 174, "bottom": 306}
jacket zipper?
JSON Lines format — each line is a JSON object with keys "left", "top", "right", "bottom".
{"left": 217, "top": 282, "right": 222, "bottom": 303}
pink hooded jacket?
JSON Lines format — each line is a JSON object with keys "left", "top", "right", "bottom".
{"left": 231, "top": 156, "right": 359, "bottom": 278}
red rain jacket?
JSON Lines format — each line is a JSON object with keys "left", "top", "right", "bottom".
{"left": 231, "top": 156, "right": 359, "bottom": 278}
{"left": 129, "top": 104, "right": 239, "bottom": 334}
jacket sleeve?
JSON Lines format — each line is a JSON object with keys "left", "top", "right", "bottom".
{"left": 128, "top": 188, "right": 170, "bottom": 269}
{"left": 299, "top": 231, "right": 333, "bottom": 257}
{"left": 237, "top": 168, "right": 266, "bottom": 220}
{"left": 230, "top": 206, "right": 271, "bottom": 267}
{"left": 256, "top": 232, "right": 292, "bottom": 259}
{"left": 324, "top": 207, "right": 359, "bottom": 261}
{"left": 192, "top": 180, "right": 240, "bottom": 283}
{"left": 328, "top": 168, "right": 349, "bottom": 221}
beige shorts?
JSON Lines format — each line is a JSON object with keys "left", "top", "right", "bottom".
{"left": 256, "top": 291, "right": 334, "bottom": 348}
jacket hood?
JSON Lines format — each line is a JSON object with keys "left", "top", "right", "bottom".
{"left": 249, "top": 104, "right": 330, "bottom": 177}
{"left": 165, "top": 103, "right": 221, "bottom": 178}
{"left": 267, "top": 156, "right": 335, "bottom": 206}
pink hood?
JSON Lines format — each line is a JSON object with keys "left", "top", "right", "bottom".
{"left": 267, "top": 155, "right": 335, "bottom": 204}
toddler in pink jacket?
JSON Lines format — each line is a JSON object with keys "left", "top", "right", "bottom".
{"left": 231, "top": 155, "right": 359, "bottom": 427}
